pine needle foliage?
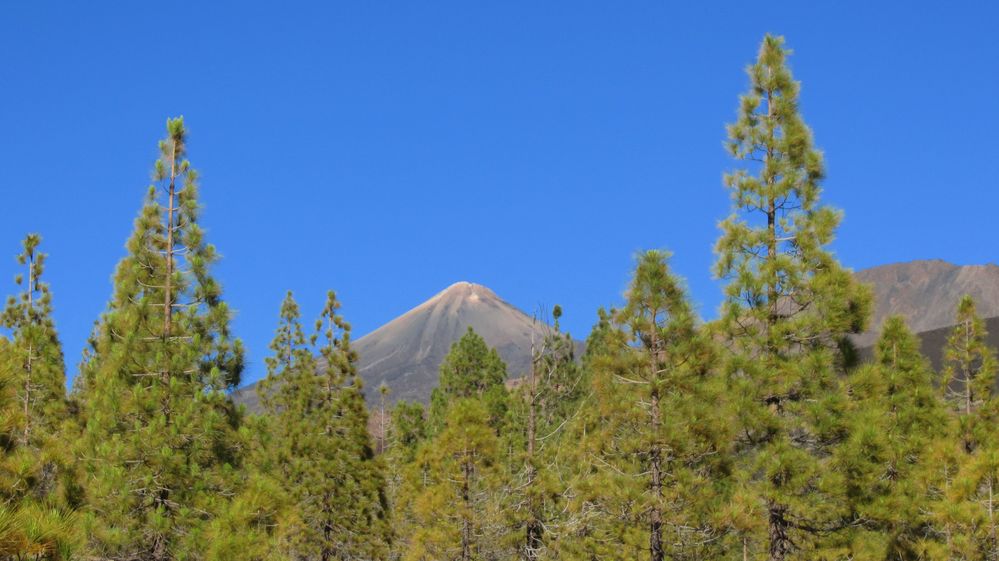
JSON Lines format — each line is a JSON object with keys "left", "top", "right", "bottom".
{"left": 562, "top": 251, "right": 727, "bottom": 561}
{"left": 77, "top": 117, "right": 247, "bottom": 560}
{"left": 714, "top": 34, "right": 871, "bottom": 561}
{"left": 259, "top": 290, "right": 390, "bottom": 560}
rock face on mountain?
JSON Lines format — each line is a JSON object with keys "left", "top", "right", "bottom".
{"left": 854, "top": 260, "right": 999, "bottom": 347}
{"left": 350, "top": 281, "right": 561, "bottom": 404}
{"left": 234, "top": 282, "right": 572, "bottom": 411}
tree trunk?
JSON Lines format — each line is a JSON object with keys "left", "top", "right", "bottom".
{"left": 163, "top": 145, "right": 177, "bottom": 344}
{"left": 525, "top": 341, "right": 542, "bottom": 561}
{"left": 462, "top": 452, "right": 472, "bottom": 561}
{"left": 649, "top": 384, "right": 664, "bottom": 561}
{"left": 649, "top": 330, "right": 664, "bottom": 561}
{"left": 20, "top": 253, "right": 35, "bottom": 447}
{"left": 768, "top": 502, "right": 792, "bottom": 561}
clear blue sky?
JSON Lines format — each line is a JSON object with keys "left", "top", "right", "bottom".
{"left": 1, "top": 2, "right": 996, "bottom": 388}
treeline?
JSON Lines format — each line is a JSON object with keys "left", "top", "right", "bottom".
{"left": 0, "top": 33, "right": 996, "bottom": 561}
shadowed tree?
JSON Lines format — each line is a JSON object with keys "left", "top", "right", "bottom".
{"left": 835, "top": 317, "right": 946, "bottom": 559}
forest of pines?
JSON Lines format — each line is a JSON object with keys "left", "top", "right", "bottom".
{"left": 1, "top": 35, "right": 997, "bottom": 561}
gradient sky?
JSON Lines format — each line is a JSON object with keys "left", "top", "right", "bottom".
{"left": 1, "top": 2, "right": 996, "bottom": 388}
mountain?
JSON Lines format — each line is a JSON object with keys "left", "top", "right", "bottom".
{"left": 853, "top": 260, "right": 999, "bottom": 347}
{"left": 234, "top": 282, "right": 576, "bottom": 411}
{"left": 233, "top": 260, "right": 999, "bottom": 413}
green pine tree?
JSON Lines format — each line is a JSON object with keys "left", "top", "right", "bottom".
{"left": 259, "top": 290, "right": 389, "bottom": 560}
{"left": 77, "top": 117, "right": 247, "bottom": 560}
{"left": 508, "top": 305, "right": 584, "bottom": 560}
{"left": 0, "top": 235, "right": 78, "bottom": 559}
{"left": 563, "top": 251, "right": 726, "bottom": 561}
{"left": 397, "top": 398, "right": 509, "bottom": 561}
{"left": 835, "top": 317, "right": 947, "bottom": 559}
{"left": 0, "top": 234, "right": 69, "bottom": 450}
{"left": 924, "top": 296, "right": 999, "bottom": 560}
{"left": 428, "top": 327, "right": 508, "bottom": 433}
{"left": 383, "top": 399, "right": 427, "bottom": 561}
{"left": 942, "top": 295, "right": 998, "bottom": 452}
{"left": 714, "top": 35, "right": 870, "bottom": 560}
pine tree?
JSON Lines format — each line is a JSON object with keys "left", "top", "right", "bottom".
{"left": 384, "top": 400, "right": 427, "bottom": 561}
{"left": 924, "top": 296, "right": 999, "bottom": 560}
{"left": 835, "top": 317, "right": 946, "bottom": 559}
{"left": 398, "top": 398, "right": 508, "bottom": 561}
{"left": 510, "top": 305, "right": 584, "bottom": 560}
{"left": 563, "top": 251, "right": 726, "bottom": 561}
{"left": 378, "top": 382, "right": 391, "bottom": 454}
{"left": 942, "top": 295, "right": 998, "bottom": 452}
{"left": 0, "top": 234, "right": 68, "bottom": 450}
{"left": 428, "top": 327, "right": 508, "bottom": 433}
{"left": 314, "top": 289, "right": 391, "bottom": 560}
{"left": 259, "top": 290, "right": 389, "bottom": 560}
{"left": 0, "top": 235, "right": 79, "bottom": 560}
{"left": 78, "top": 118, "right": 247, "bottom": 560}
{"left": 714, "top": 35, "right": 870, "bottom": 560}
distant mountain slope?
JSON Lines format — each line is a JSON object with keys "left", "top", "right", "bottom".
{"left": 233, "top": 260, "right": 999, "bottom": 413}
{"left": 234, "top": 282, "right": 577, "bottom": 411}
{"left": 880, "top": 316, "right": 999, "bottom": 372}
{"left": 854, "top": 260, "right": 999, "bottom": 347}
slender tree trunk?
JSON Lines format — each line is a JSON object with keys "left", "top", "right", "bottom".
{"left": 965, "top": 319, "right": 972, "bottom": 417}
{"left": 649, "top": 384, "right": 664, "bottom": 561}
{"left": 761, "top": 84, "right": 792, "bottom": 561}
{"left": 648, "top": 331, "right": 664, "bottom": 561}
{"left": 768, "top": 502, "right": 791, "bottom": 561}
{"left": 461, "top": 451, "right": 472, "bottom": 561}
{"left": 990, "top": 478, "right": 996, "bottom": 560}
{"left": 163, "top": 145, "right": 177, "bottom": 347}
{"left": 20, "top": 253, "right": 34, "bottom": 447}
{"left": 765, "top": 88, "right": 777, "bottom": 333}
{"left": 525, "top": 341, "right": 542, "bottom": 561}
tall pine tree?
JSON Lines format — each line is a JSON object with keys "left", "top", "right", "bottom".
{"left": 0, "top": 235, "right": 77, "bottom": 559}
{"left": 509, "top": 305, "right": 584, "bottom": 561}
{"left": 77, "top": 118, "right": 246, "bottom": 560}
{"left": 397, "top": 398, "right": 508, "bottom": 561}
{"left": 714, "top": 35, "right": 870, "bottom": 560}
{"left": 926, "top": 296, "right": 999, "bottom": 560}
{"left": 564, "top": 251, "right": 726, "bottom": 561}
{"left": 942, "top": 295, "right": 998, "bottom": 452}
{"left": 259, "top": 290, "right": 389, "bottom": 560}
{"left": 835, "top": 317, "right": 946, "bottom": 559}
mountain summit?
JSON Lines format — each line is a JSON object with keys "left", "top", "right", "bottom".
{"left": 350, "top": 281, "right": 553, "bottom": 403}
{"left": 235, "top": 282, "right": 565, "bottom": 410}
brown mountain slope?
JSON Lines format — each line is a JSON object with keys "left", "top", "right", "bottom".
{"left": 854, "top": 260, "right": 999, "bottom": 347}
{"left": 857, "top": 316, "right": 999, "bottom": 373}
{"left": 234, "top": 282, "right": 573, "bottom": 411}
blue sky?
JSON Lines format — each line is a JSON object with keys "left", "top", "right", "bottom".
{"left": 1, "top": 2, "right": 996, "bottom": 387}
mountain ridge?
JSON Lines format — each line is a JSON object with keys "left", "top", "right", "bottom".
{"left": 234, "top": 281, "right": 577, "bottom": 411}
{"left": 234, "top": 259, "right": 999, "bottom": 413}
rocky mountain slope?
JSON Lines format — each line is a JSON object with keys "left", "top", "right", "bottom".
{"left": 234, "top": 282, "right": 575, "bottom": 410}
{"left": 854, "top": 260, "right": 999, "bottom": 347}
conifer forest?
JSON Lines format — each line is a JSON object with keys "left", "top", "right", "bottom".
{"left": 4, "top": 34, "right": 999, "bottom": 561}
